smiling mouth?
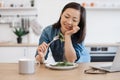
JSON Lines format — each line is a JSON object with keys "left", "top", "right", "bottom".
{"left": 64, "top": 24, "right": 73, "bottom": 30}
{"left": 65, "top": 25, "right": 73, "bottom": 30}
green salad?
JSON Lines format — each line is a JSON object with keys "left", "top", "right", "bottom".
{"left": 51, "top": 62, "right": 74, "bottom": 67}
{"left": 59, "top": 32, "right": 64, "bottom": 42}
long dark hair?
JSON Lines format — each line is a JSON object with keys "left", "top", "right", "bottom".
{"left": 53, "top": 2, "right": 86, "bottom": 43}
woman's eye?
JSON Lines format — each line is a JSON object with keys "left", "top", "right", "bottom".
{"left": 73, "top": 20, "right": 78, "bottom": 22}
{"left": 64, "top": 15, "right": 69, "bottom": 18}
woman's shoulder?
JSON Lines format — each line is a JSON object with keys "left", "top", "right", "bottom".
{"left": 41, "top": 25, "right": 60, "bottom": 39}
{"left": 43, "top": 25, "right": 60, "bottom": 34}
{"left": 43, "top": 25, "right": 57, "bottom": 31}
{"left": 43, "top": 25, "right": 53, "bottom": 31}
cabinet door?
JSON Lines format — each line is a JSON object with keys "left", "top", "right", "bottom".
{"left": 0, "top": 47, "right": 25, "bottom": 63}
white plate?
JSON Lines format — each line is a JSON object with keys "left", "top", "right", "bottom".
{"left": 45, "top": 62, "right": 78, "bottom": 70}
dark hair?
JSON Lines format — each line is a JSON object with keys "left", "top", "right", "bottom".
{"left": 53, "top": 2, "right": 86, "bottom": 43}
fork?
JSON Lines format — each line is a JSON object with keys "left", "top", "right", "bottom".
{"left": 40, "top": 35, "right": 59, "bottom": 64}
{"left": 49, "top": 35, "right": 59, "bottom": 45}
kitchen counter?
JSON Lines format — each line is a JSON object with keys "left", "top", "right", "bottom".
{"left": 0, "top": 42, "right": 120, "bottom": 47}
{"left": 0, "top": 62, "right": 120, "bottom": 80}
{"left": 85, "top": 43, "right": 120, "bottom": 47}
{"left": 0, "top": 42, "right": 38, "bottom": 47}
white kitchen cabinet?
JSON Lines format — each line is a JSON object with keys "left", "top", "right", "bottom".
{"left": 0, "top": 46, "right": 37, "bottom": 63}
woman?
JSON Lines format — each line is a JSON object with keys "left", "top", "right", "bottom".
{"left": 35, "top": 2, "right": 90, "bottom": 63}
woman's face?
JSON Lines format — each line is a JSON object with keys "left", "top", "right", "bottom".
{"left": 60, "top": 8, "right": 80, "bottom": 34}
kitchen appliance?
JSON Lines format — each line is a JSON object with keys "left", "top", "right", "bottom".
{"left": 86, "top": 46, "right": 118, "bottom": 62}
{"left": 90, "top": 48, "right": 120, "bottom": 72}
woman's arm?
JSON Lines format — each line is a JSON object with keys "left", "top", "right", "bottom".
{"left": 64, "top": 26, "right": 80, "bottom": 62}
{"left": 35, "top": 26, "right": 52, "bottom": 63}
{"left": 64, "top": 35, "right": 77, "bottom": 62}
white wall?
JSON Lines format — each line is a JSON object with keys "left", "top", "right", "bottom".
{"left": 86, "top": 10, "right": 120, "bottom": 43}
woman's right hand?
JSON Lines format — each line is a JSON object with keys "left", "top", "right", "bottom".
{"left": 36, "top": 42, "right": 49, "bottom": 63}
{"left": 38, "top": 42, "right": 49, "bottom": 57}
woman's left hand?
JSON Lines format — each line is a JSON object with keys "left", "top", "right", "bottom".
{"left": 65, "top": 25, "right": 80, "bottom": 36}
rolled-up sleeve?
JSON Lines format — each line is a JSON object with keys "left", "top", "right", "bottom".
{"left": 73, "top": 43, "right": 91, "bottom": 63}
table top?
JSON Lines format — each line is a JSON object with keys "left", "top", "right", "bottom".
{"left": 0, "top": 63, "right": 120, "bottom": 80}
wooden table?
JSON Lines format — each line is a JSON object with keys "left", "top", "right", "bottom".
{"left": 0, "top": 63, "right": 120, "bottom": 80}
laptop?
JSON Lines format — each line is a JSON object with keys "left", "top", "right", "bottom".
{"left": 90, "top": 47, "right": 120, "bottom": 72}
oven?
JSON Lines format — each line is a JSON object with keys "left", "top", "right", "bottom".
{"left": 86, "top": 46, "right": 118, "bottom": 62}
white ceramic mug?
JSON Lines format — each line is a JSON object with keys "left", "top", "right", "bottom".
{"left": 19, "top": 58, "right": 35, "bottom": 74}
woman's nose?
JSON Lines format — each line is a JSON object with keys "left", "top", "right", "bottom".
{"left": 67, "top": 19, "right": 72, "bottom": 25}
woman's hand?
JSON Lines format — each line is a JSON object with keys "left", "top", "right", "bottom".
{"left": 38, "top": 42, "right": 49, "bottom": 55}
{"left": 36, "top": 42, "right": 49, "bottom": 63}
{"left": 65, "top": 25, "right": 80, "bottom": 36}
{"left": 38, "top": 42, "right": 49, "bottom": 57}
